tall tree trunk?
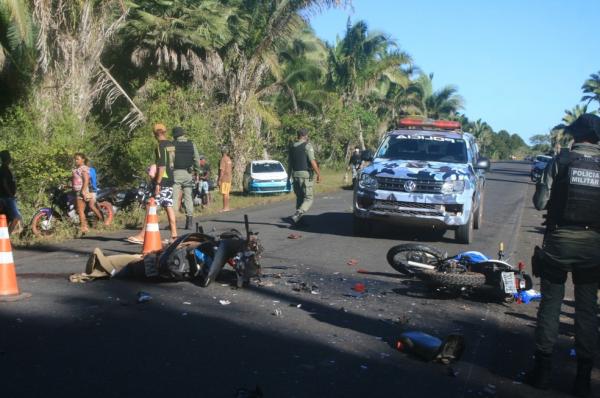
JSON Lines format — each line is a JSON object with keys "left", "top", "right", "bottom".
{"left": 356, "top": 119, "right": 366, "bottom": 150}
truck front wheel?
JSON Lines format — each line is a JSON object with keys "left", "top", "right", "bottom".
{"left": 455, "top": 213, "right": 473, "bottom": 244}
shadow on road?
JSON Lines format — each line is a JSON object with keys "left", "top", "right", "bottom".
{"left": 0, "top": 260, "right": 581, "bottom": 398}
{"left": 290, "top": 212, "right": 455, "bottom": 243}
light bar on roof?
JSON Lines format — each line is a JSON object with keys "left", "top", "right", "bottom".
{"left": 398, "top": 118, "right": 461, "bottom": 130}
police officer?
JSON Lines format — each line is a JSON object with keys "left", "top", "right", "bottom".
{"left": 172, "top": 126, "right": 201, "bottom": 229}
{"left": 527, "top": 113, "right": 600, "bottom": 397}
{"left": 287, "top": 128, "right": 321, "bottom": 224}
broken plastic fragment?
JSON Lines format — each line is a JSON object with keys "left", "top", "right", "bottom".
{"left": 352, "top": 283, "right": 366, "bottom": 293}
{"left": 137, "top": 291, "right": 152, "bottom": 303}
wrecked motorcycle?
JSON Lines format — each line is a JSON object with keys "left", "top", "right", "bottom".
{"left": 386, "top": 243, "right": 532, "bottom": 299}
{"left": 158, "top": 215, "right": 262, "bottom": 288}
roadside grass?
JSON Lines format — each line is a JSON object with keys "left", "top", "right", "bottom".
{"left": 12, "top": 168, "right": 348, "bottom": 246}
{"left": 198, "top": 168, "right": 348, "bottom": 218}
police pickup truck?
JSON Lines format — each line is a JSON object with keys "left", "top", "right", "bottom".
{"left": 353, "top": 118, "right": 490, "bottom": 243}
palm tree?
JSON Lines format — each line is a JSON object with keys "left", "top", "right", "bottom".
{"left": 117, "top": 1, "right": 345, "bottom": 186}
{"left": 121, "top": 0, "right": 238, "bottom": 92}
{"left": 469, "top": 119, "right": 493, "bottom": 155}
{"left": 326, "top": 20, "right": 412, "bottom": 148}
{"left": 270, "top": 25, "right": 329, "bottom": 115}
{"left": 0, "top": 0, "right": 36, "bottom": 106}
{"left": 581, "top": 70, "right": 600, "bottom": 108}
{"left": 214, "top": 0, "right": 346, "bottom": 186}
{"left": 412, "top": 73, "right": 464, "bottom": 119}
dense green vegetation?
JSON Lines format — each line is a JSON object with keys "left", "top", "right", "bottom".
{"left": 1, "top": 0, "right": 599, "bottom": 217}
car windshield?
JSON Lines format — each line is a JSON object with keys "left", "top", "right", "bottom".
{"left": 252, "top": 162, "right": 284, "bottom": 173}
{"left": 376, "top": 135, "right": 468, "bottom": 163}
{"left": 536, "top": 155, "right": 552, "bottom": 162}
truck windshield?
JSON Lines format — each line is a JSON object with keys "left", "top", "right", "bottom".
{"left": 376, "top": 136, "right": 468, "bottom": 163}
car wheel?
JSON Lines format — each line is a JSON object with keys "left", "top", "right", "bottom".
{"left": 455, "top": 213, "right": 473, "bottom": 244}
{"left": 353, "top": 215, "right": 372, "bottom": 236}
{"left": 473, "top": 193, "right": 484, "bottom": 230}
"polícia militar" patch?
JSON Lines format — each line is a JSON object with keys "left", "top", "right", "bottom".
{"left": 570, "top": 168, "right": 600, "bottom": 187}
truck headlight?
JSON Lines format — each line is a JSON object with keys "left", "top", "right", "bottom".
{"left": 441, "top": 180, "right": 465, "bottom": 194}
{"left": 359, "top": 174, "right": 378, "bottom": 190}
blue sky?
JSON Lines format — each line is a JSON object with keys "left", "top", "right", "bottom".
{"left": 308, "top": 0, "right": 600, "bottom": 143}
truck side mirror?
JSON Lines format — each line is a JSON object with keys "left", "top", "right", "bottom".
{"left": 475, "top": 157, "right": 490, "bottom": 171}
{"left": 361, "top": 149, "right": 374, "bottom": 162}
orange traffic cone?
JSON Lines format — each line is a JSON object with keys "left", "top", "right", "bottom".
{"left": 0, "top": 214, "right": 30, "bottom": 301}
{"left": 142, "top": 198, "right": 163, "bottom": 254}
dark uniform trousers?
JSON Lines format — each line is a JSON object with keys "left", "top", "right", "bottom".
{"left": 535, "top": 227, "right": 600, "bottom": 360}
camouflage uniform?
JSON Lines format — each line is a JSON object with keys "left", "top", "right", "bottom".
{"left": 288, "top": 140, "right": 316, "bottom": 215}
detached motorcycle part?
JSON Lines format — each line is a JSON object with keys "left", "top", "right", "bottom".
{"left": 202, "top": 236, "right": 245, "bottom": 287}
{"left": 386, "top": 244, "right": 446, "bottom": 275}
{"left": 419, "top": 269, "right": 486, "bottom": 288}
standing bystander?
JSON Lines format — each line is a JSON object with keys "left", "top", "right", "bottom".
{"left": 72, "top": 153, "right": 92, "bottom": 234}
{"left": 127, "top": 123, "right": 178, "bottom": 244}
{"left": 218, "top": 147, "right": 233, "bottom": 212}
{"left": 0, "top": 150, "right": 23, "bottom": 234}
{"left": 85, "top": 159, "right": 105, "bottom": 224}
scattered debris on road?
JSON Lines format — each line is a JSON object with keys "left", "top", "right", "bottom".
{"left": 219, "top": 300, "right": 231, "bottom": 306}
{"left": 287, "top": 233, "right": 302, "bottom": 239}
{"left": 352, "top": 282, "right": 366, "bottom": 293}
{"left": 136, "top": 291, "right": 152, "bottom": 303}
{"left": 346, "top": 258, "right": 358, "bottom": 266}
{"left": 396, "top": 331, "right": 465, "bottom": 364}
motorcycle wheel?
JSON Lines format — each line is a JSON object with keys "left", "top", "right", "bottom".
{"left": 98, "top": 201, "right": 114, "bottom": 225}
{"left": 386, "top": 243, "right": 446, "bottom": 276}
{"left": 419, "top": 269, "right": 486, "bottom": 288}
{"left": 31, "top": 211, "right": 56, "bottom": 237}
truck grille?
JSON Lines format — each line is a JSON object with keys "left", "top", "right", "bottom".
{"left": 376, "top": 177, "right": 444, "bottom": 193}
{"left": 375, "top": 200, "right": 438, "bottom": 209}
{"left": 371, "top": 200, "right": 463, "bottom": 216}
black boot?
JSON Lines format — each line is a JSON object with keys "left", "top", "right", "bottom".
{"left": 184, "top": 216, "right": 193, "bottom": 230}
{"left": 572, "top": 358, "right": 593, "bottom": 397}
{"left": 525, "top": 350, "right": 552, "bottom": 389}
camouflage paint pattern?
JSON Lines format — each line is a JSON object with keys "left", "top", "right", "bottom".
{"left": 354, "top": 130, "right": 481, "bottom": 227}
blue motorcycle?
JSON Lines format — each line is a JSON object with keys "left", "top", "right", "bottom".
{"left": 387, "top": 243, "right": 533, "bottom": 300}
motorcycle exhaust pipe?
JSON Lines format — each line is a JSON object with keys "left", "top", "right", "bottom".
{"left": 406, "top": 261, "right": 436, "bottom": 270}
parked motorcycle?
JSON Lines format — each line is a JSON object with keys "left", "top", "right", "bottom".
{"left": 386, "top": 243, "right": 532, "bottom": 300}
{"left": 97, "top": 179, "right": 152, "bottom": 215}
{"left": 30, "top": 185, "right": 114, "bottom": 236}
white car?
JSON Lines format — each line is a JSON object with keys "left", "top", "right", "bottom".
{"left": 242, "top": 160, "right": 291, "bottom": 194}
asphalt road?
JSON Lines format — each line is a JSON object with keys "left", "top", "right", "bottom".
{"left": 1, "top": 161, "right": 595, "bottom": 398}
